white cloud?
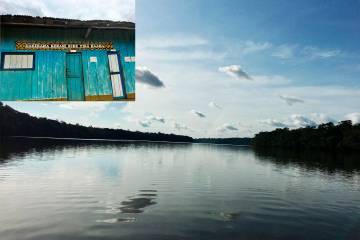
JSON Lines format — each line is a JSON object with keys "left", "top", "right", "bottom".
{"left": 279, "top": 94, "right": 304, "bottom": 106}
{"left": 138, "top": 35, "right": 208, "bottom": 49}
{"left": 218, "top": 65, "right": 290, "bottom": 85}
{"left": 290, "top": 114, "right": 317, "bottom": 128}
{"left": 57, "top": 102, "right": 114, "bottom": 121}
{"left": 240, "top": 41, "right": 272, "bottom": 55}
{"left": 251, "top": 75, "right": 290, "bottom": 85}
{"left": 138, "top": 48, "right": 225, "bottom": 62}
{"left": 190, "top": 110, "right": 206, "bottom": 118}
{"left": 279, "top": 85, "right": 360, "bottom": 99}
{"left": 139, "top": 36, "right": 292, "bottom": 66}
{"left": 173, "top": 122, "right": 188, "bottom": 131}
{"left": 260, "top": 119, "right": 288, "bottom": 128}
{"left": 59, "top": 104, "right": 74, "bottom": 110}
{"left": 219, "top": 65, "right": 252, "bottom": 81}
{"left": 260, "top": 113, "right": 334, "bottom": 129}
{"left": 138, "top": 119, "right": 151, "bottom": 128}
{"left": 125, "top": 114, "right": 166, "bottom": 129}
{"left": 209, "top": 101, "right": 222, "bottom": 109}
{"left": 136, "top": 35, "right": 224, "bottom": 62}
{"left": 271, "top": 44, "right": 341, "bottom": 61}
{"left": 345, "top": 113, "right": 360, "bottom": 124}
{"left": 58, "top": 102, "right": 110, "bottom": 112}
{"left": 301, "top": 46, "right": 341, "bottom": 59}
{"left": 0, "top": 0, "right": 135, "bottom": 22}
{"left": 272, "top": 44, "right": 297, "bottom": 59}
{"left": 0, "top": 0, "right": 44, "bottom": 16}
{"left": 218, "top": 124, "right": 239, "bottom": 132}
{"left": 136, "top": 66, "right": 165, "bottom": 88}
{"left": 146, "top": 115, "right": 166, "bottom": 123}
{"left": 310, "top": 113, "right": 336, "bottom": 125}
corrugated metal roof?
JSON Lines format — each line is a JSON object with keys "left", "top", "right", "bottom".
{"left": 0, "top": 15, "right": 135, "bottom": 30}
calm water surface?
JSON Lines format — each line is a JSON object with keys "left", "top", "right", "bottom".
{"left": 0, "top": 139, "right": 359, "bottom": 240}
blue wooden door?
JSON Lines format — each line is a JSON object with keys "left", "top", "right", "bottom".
{"left": 66, "top": 53, "right": 85, "bottom": 101}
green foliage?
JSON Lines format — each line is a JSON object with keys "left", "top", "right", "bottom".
{"left": 0, "top": 103, "right": 193, "bottom": 143}
{"left": 253, "top": 121, "right": 360, "bottom": 151}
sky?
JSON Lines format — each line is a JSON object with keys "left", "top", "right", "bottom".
{"left": 2, "top": 0, "right": 360, "bottom": 138}
{"left": 0, "top": 0, "right": 135, "bottom": 22}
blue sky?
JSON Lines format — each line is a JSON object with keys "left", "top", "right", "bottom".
{"left": 3, "top": 0, "right": 360, "bottom": 137}
{"left": 137, "top": 0, "right": 360, "bottom": 86}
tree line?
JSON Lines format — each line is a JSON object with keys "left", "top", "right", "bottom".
{"left": 0, "top": 102, "right": 193, "bottom": 143}
{"left": 253, "top": 121, "right": 360, "bottom": 151}
{"left": 3, "top": 102, "right": 359, "bottom": 150}
{"left": 0, "top": 102, "right": 254, "bottom": 145}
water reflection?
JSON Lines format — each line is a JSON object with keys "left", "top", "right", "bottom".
{"left": 206, "top": 211, "right": 241, "bottom": 222}
{"left": 2, "top": 138, "right": 359, "bottom": 177}
{"left": 0, "top": 138, "right": 359, "bottom": 240}
{"left": 254, "top": 147, "right": 360, "bottom": 176}
{"left": 120, "top": 190, "right": 158, "bottom": 214}
{"left": 96, "top": 189, "right": 158, "bottom": 224}
{"left": 0, "top": 137, "right": 193, "bottom": 164}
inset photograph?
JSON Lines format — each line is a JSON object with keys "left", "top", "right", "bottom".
{"left": 0, "top": 1, "right": 135, "bottom": 101}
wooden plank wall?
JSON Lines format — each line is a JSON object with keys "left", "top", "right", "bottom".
{"left": 0, "top": 26, "right": 135, "bottom": 100}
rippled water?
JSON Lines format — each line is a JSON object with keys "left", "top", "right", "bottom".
{"left": 0, "top": 139, "right": 359, "bottom": 240}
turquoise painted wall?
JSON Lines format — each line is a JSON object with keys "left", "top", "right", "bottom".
{"left": 0, "top": 26, "right": 135, "bottom": 100}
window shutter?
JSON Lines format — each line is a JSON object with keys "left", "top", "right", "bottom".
{"left": 2, "top": 53, "right": 34, "bottom": 70}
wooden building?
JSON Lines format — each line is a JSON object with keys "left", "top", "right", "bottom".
{"left": 0, "top": 15, "right": 135, "bottom": 101}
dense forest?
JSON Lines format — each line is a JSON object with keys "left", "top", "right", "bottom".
{"left": 0, "top": 102, "right": 254, "bottom": 145}
{"left": 0, "top": 102, "right": 193, "bottom": 143}
{"left": 0, "top": 102, "right": 251, "bottom": 145}
{"left": 2, "top": 102, "right": 360, "bottom": 150}
{"left": 253, "top": 121, "right": 360, "bottom": 151}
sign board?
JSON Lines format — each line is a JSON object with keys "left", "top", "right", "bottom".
{"left": 90, "top": 57, "right": 97, "bottom": 63}
{"left": 16, "top": 41, "right": 113, "bottom": 50}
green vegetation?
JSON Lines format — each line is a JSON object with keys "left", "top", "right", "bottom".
{"left": 2, "top": 102, "right": 360, "bottom": 151}
{"left": 254, "top": 121, "right": 360, "bottom": 151}
{"left": 0, "top": 102, "right": 252, "bottom": 145}
{"left": 0, "top": 102, "right": 193, "bottom": 143}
